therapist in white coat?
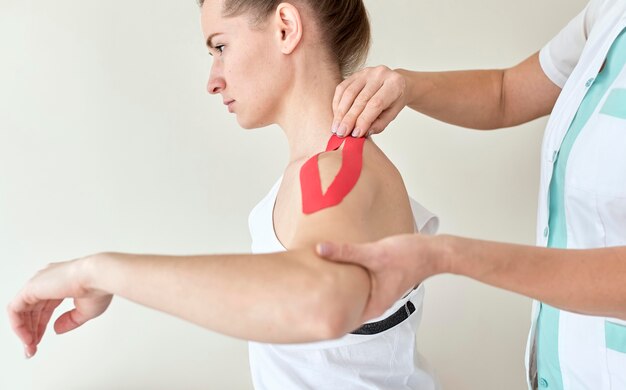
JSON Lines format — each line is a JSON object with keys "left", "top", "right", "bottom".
{"left": 318, "top": 0, "right": 626, "bottom": 388}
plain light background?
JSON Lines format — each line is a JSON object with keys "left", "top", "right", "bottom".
{"left": 0, "top": 0, "right": 588, "bottom": 389}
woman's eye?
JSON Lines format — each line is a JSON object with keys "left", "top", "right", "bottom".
{"left": 208, "top": 44, "right": 225, "bottom": 57}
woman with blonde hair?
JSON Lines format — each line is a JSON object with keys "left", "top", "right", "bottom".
{"left": 8, "top": 1, "right": 439, "bottom": 388}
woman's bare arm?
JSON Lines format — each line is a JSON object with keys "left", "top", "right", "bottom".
{"left": 8, "top": 150, "right": 408, "bottom": 358}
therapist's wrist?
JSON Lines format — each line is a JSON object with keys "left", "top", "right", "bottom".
{"left": 443, "top": 235, "right": 490, "bottom": 279}
{"left": 394, "top": 68, "right": 422, "bottom": 109}
{"left": 432, "top": 234, "right": 461, "bottom": 276}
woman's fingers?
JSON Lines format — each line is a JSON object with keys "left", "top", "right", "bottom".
{"left": 7, "top": 304, "right": 36, "bottom": 358}
{"left": 7, "top": 297, "right": 63, "bottom": 358}
{"left": 54, "top": 309, "right": 86, "bottom": 334}
{"left": 7, "top": 305, "right": 26, "bottom": 343}
{"left": 29, "top": 310, "right": 39, "bottom": 351}
{"left": 31, "top": 301, "right": 45, "bottom": 345}
{"left": 22, "top": 313, "right": 35, "bottom": 357}
{"left": 36, "top": 300, "right": 62, "bottom": 344}
{"left": 7, "top": 257, "right": 115, "bottom": 359}
{"left": 54, "top": 295, "right": 113, "bottom": 334}
{"left": 25, "top": 344, "right": 37, "bottom": 359}
{"left": 24, "top": 309, "right": 35, "bottom": 344}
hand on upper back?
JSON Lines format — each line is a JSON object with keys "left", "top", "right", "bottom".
{"left": 332, "top": 66, "right": 408, "bottom": 138}
{"left": 7, "top": 256, "right": 112, "bottom": 358}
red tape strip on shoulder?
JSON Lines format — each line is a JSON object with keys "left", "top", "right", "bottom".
{"left": 300, "top": 135, "right": 366, "bottom": 215}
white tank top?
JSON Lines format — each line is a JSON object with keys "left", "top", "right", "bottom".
{"left": 247, "top": 177, "right": 440, "bottom": 390}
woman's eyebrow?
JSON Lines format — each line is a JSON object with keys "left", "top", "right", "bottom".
{"left": 206, "top": 33, "right": 224, "bottom": 49}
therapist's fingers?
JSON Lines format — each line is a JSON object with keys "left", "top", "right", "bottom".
{"left": 317, "top": 241, "right": 403, "bottom": 321}
{"left": 333, "top": 77, "right": 370, "bottom": 136}
{"left": 336, "top": 79, "right": 384, "bottom": 137}
{"left": 332, "top": 66, "right": 406, "bottom": 138}
{"left": 364, "top": 103, "right": 404, "bottom": 137}
{"left": 332, "top": 77, "right": 357, "bottom": 116}
{"left": 353, "top": 76, "right": 407, "bottom": 138}
{"left": 316, "top": 242, "right": 377, "bottom": 269}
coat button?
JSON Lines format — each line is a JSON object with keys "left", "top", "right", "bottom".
{"left": 552, "top": 150, "right": 558, "bottom": 161}
{"left": 585, "top": 77, "right": 595, "bottom": 87}
{"left": 539, "top": 377, "right": 549, "bottom": 387}
{"left": 544, "top": 226, "right": 549, "bottom": 238}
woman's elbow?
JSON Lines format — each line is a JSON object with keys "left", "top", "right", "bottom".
{"left": 306, "top": 267, "right": 370, "bottom": 340}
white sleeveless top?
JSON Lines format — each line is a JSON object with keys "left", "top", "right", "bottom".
{"left": 247, "top": 177, "right": 440, "bottom": 390}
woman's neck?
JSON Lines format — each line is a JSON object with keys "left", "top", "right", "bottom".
{"left": 275, "top": 64, "right": 343, "bottom": 163}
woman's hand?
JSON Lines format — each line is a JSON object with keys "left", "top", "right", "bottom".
{"left": 7, "top": 255, "right": 112, "bottom": 359}
{"left": 332, "top": 66, "right": 408, "bottom": 138}
{"left": 317, "top": 234, "right": 450, "bottom": 321}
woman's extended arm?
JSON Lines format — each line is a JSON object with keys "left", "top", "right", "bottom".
{"left": 8, "top": 152, "right": 401, "bottom": 359}
{"left": 9, "top": 223, "right": 369, "bottom": 359}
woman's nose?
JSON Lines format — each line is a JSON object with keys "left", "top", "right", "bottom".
{"left": 207, "top": 73, "right": 225, "bottom": 95}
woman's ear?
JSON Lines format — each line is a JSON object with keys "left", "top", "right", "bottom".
{"left": 274, "top": 3, "right": 303, "bottom": 55}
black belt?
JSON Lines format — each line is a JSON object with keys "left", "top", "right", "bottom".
{"left": 350, "top": 301, "right": 416, "bottom": 336}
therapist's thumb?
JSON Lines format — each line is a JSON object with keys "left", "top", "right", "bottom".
{"left": 316, "top": 242, "right": 369, "bottom": 266}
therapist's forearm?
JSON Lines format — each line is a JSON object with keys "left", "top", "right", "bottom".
{"left": 398, "top": 69, "right": 508, "bottom": 129}
{"left": 445, "top": 236, "right": 626, "bottom": 320}
{"left": 84, "top": 249, "right": 369, "bottom": 343}
{"left": 397, "top": 52, "right": 561, "bottom": 130}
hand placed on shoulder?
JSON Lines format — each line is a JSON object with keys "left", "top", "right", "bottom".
{"left": 332, "top": 66, "right": 408, "bottom": 138}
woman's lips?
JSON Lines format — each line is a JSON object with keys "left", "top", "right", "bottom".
{"left": 223, "top": 99, "right": 235, "bottom": 113}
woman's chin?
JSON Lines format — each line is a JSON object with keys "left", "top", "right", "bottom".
{"left": 236, "top": 116, "right": 271, "bottom": 130}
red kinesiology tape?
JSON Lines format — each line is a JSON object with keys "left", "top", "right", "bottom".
{"left": 299, "top": 135, "right": 366, "bottom": 215}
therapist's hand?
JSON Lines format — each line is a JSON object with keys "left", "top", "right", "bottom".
{"left": 317, "top": 234, "right": 450, "bottom": 321}
{"left": 332, "top": 66, "right": 408, "bottom": 138}
{"left": 7, "top": 256, "right": 112, "bottom": 359}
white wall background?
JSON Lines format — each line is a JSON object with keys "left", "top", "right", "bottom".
{"left": 0, "top": 0, "right": 587, "bottom": 389}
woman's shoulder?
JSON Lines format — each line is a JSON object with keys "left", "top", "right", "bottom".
{"left": 283, "top": 137, "right": 415, "bottom": 249}
{"left": 309, "top": 138, "right": 414, "bottom": 234}
{"left": 311, "top": 138, "right": 404, "bottom": 198}
{"left": 313, "top": 137, "right": 406, "bottom": 188}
